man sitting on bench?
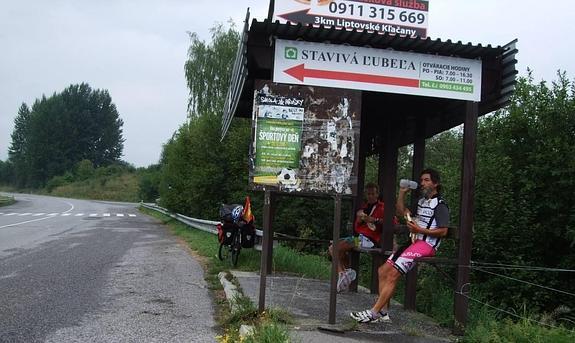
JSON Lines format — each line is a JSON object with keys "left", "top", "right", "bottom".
{"left": 328, "top": 183, "right": 389, "bottom": 292}
{"left": 350, "top": 168, "right": 449, "bottom": 323}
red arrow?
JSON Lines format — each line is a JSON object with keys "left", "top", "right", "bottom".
{"left": 284, "top": 64, "right": 420, "bottom": 88}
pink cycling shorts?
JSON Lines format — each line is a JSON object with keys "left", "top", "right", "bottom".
{"left": 386, "top": 240, "right": 436, "bottom": 274}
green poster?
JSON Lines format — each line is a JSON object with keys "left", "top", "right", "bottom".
{"left": 253, "top": 101, "right": 303, "bottom": 186}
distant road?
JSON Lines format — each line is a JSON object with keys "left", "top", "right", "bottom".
{"left": 0, "top": 193, "right": 216, "bottom": 342}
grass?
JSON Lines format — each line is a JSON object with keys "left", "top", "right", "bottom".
{"left": 0, "top": 194, "right": 16, "bottom": 207}
{"left": 49, "top": 173, "right": 140, "bottom": 202}
{"left": 140, "top": 207, "right": 297, "bottom": 342}
{"left": 140, "top": 206, "right": 575, "bottom": 342}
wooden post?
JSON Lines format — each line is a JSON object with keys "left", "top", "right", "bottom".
{"left": 405, "top": 119, "right": 426, "bottom": 309}
{"left": 404, "top": 263, "right": 418, "bottom": 310}
{"left": 411, "top": 120, "right": 426, "bottom": 213}
{"left": 329, "top": 194, "right": 342, "bottom": 324}
{"left": 265, "top": 193, "right": 276, "bottom": 275}
{"left": 381, "top": 127, "right": 398, "bottom": 254}
{"left": 453, "top": 102, "right": 478, "bottom": 334}
{"left": 371, "top": 127, "right": 398, "bottom": 294}
{"left": 350, "top": 120, "right": 368, "bottom": 292}
{"left": 258, "top": 190, "right": 273, "bottom": 313}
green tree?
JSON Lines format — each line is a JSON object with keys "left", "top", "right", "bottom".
{"left": 473, "top": 72, "right": 575, "bottom": 312}
{"left": 8, "top": 103, "right": 32, "bottom": 187}
{"left": 184, "top": 23, "right": 239, "bottom": 117}
{"left": 7, "top": 83, "right": 124, "bottom": 187}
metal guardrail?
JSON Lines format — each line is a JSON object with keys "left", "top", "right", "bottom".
{"left": 140, "top": 203, "right": 219, "bottom": 235}
{"left": 140, "top": 202, "right": 267, "bottom": 250}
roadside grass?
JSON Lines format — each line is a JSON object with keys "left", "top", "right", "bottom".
{"left": 139, "top": 207, "right": 575, "bottom": 342}
{"left": 140, "top": 207, "right": 298, "bottom": 341}
{"left": 49, "top": 173, "right": 139, "bottom": 202}
{"left": 0, "top": 194, "right": 16, "bottom": 207}
{"left": 412, "top": 268, "right": 575, "bottom": 342}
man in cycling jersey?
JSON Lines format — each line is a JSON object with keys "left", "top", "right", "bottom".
{"left": 350, "top": 168, "right": 449, "bottom": 323}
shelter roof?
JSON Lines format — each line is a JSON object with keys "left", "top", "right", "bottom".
{"left": 222, "top": 16, "right": 517, "bottom": 153}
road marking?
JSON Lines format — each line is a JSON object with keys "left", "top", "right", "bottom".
{"left": 0, "top": 197, "right": 75, "bottom": 229}
{"left": 1, "top": 212, "right": 138, "bottom": 218}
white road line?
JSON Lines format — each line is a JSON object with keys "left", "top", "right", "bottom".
{"left": 18, "top": 213, "right": 32, "bottom": 216}
{"left": 33, "top": 213, "right": 45, "bottom": 216}
{"left": 103, "top": 213, "right": 111, "bottom": 217}
{"left": 61, "top": 213, "right": 71, "bottom": 216}
{"left": 116, "top": 213, "right": 124, "bottom": 217}
{"left": 89, "top": 214, "right": 98, "bottom": 217}
{"left": 48, "top": 213, "right": 58, "bottom": 216}
{"left": 128, "top": 214, "right": 136, "bottom": 217}
{"left": 75, "top": 213, "right": 84, "bottom": 216}
{"left": 0, "top": 198, "right": 75, "bottom": 229}
{"left": 5, "top": 213, "right": 17, "bottom": 216}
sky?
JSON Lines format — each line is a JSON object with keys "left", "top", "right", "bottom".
{"left": 1, "top": 0, "right": 573, "bottom": 167}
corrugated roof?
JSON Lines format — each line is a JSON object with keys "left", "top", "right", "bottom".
{"left": 221, "top": 17, "right": 518, "bottom": 141}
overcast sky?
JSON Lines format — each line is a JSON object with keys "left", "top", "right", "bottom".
{"left": 1, "top": 1, "right": 573, "bottom": 167}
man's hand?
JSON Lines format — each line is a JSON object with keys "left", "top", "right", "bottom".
{"left": 406, "top": 220, "right": 421, "bottom": 234}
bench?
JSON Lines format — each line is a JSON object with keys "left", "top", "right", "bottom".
{"left": 349, "top": 225, "right": 459, "bottom": 305}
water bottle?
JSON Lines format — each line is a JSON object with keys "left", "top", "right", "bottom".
{"left": 399, "top": 179, "right": 418, "bottom": 190}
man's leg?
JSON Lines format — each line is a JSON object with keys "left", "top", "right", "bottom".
{"left": 372, "top": 263, "right": 401, "bottom": 313}
{"left": 328, "top": 239, "right": 353, "bottom": 273}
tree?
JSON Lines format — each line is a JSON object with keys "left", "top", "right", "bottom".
{"left": 184, "top": 23, "right": 239, "bottom": 118}
{"left": 7, "top": 83, "right": 124, "bottom": 187}
{"left": 8, "top": 103, "right": 31, "bottom": 186}
{"left": 472, "top": 72, "right": 575, "bottom": 312}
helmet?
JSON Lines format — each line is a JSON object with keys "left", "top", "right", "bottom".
{"left": 231, "top": 205, "right": 244, "bottom": 222}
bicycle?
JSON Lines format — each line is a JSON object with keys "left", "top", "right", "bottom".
{"left": 217, "top": 202, "right": 256, "bottom": 267}
{"left": 218, "top": 223, "right": 242, "bottom": 267}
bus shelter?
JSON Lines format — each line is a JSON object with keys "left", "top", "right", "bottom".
{"left": 221, "top": 9, "right": 517, "bottom": 333}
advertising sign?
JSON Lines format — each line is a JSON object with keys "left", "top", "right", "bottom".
{"left": 251, "top": 81, "right": 361, "bottom": 195}
{"left": 253, "top": 94, "right": 305, "bottom": 185}
{"left": 274, "top": 39, "right": 482, "bottom": 101}
{"left": 273, "top": 0, "right": 429, "bottom": 38}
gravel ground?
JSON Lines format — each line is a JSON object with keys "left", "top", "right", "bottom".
{"left": 45, "top": 227, "right": 217, "bottom": 343}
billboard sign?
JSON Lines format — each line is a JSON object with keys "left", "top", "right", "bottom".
{"left": 274, "top": 39, "right": 482, "bottom": 101}
{"left": 251, "top": 81, "right": 361, "bottom": 195}
{"left": 273, "top": 0, "right": 429, "bottom": 38}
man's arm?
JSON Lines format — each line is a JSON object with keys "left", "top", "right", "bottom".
{"left": 406, "top": 203, "right": 449, "bottom": 237}
{"left": 395, "top": 187, "right": 410, "bottom": 217}
{"left": 407, "top": 222, "right": 448, "bottom": 237}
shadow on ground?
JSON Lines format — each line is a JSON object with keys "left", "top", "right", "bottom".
{"left": 232, "top": 271, "right": 456, "bottom": 343}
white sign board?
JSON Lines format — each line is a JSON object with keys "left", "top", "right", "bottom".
{"left": 273, "top": 0, "right": 429, "bottom": 38}
{"left": 273, "top": 39, "right": 482, "bottom": 101}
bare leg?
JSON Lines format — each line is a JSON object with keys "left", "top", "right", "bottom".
{"left": 372, "top": 263, "right": 401, "bottom": 313}
{"left": 328, "top": 240, "right": 354, "bottom": 273}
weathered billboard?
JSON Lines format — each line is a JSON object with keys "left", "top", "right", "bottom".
{"left": 250, "top": 81, "right": 361, "bottom": 195}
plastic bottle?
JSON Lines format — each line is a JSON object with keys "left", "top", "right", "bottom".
{"left": 399, "top": 179, "right": 418, "bottom": 189}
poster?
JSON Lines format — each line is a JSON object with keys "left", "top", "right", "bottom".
{"left": 250, "top": 81, "right": 361, "bottom": 195}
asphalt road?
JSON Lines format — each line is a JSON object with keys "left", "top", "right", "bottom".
{"left": 0, "top": 193, "right": 216, "bottom": 342}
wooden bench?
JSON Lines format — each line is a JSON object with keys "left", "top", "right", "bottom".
{"left": 349, "top": 225, "right": 459, "bottom": 302}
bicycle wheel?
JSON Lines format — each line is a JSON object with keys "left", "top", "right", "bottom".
{"left": 218, "top": 243, "right": 229, "bottom": 261}
{"left": 230, "top": 233, "right": 241, "bottom": 267}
